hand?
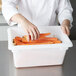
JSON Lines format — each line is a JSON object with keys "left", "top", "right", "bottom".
{"left": 11, "top": 14, "right": 40, "bottom": 41}
{"left": 21, "top": 19, "right": 40, "bottom": 41}
{"left": 61, "top": 24, "right": 70, "bottom": 36}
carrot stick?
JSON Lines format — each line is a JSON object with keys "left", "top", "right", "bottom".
{"left": 52, "top": 40, "right": 62, "bottom": 44}
{"left": 23, "top": 35, "right": 31, "bottom": 41}
{"left": 13, "top": 33, "right": 62, "bottom": 45}
{"left": 22, "top": 37, "right": 58, "bottom": 43}
{"left": 23, "top": 33, "right": 51, "bottom": 41}
{"left": 24, "top": 41, "right": 54, "bottom": 45}
{"left": 14, "top": 38, "right": 54, "bottom": 45}
{"left": 42, "top": 37, "right": 58, "bottom": 40}
{"left": 21, "top": 38, "right": 27, "bottom": 42}
{"left": 39, "top": 33, "right": 51, "bottom": 38}
{"left": 15, "top": 36, "right": 22, "bottom": 41}
{"left": 16, "top": 42, "right": 26, "bottom": 45}
{"left": 22, "top": 37, "right": 54, "bottom": 43}
{"left": 13, "top": 39, "right": 25, "bottom": 45}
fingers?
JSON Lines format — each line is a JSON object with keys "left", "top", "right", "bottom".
{"left": 34, "top": 26, "right": 40, "bottom": 39}
{"left": 21, "top": 21, "right": 40, "bottom": 41}
{"left": 24, "top": 25, "right": 39, "bottom": 41}
{"left": 29, "top": 26, "right": 40, "bottom": 40}
{"left": 21, "top": 19, "right": 40, "bottom": 41}
{"left": 29, "top": 29, "right": 34, "bottom": 40}
{"left": 65, "top": 26, "right": 70, "bottom": 36}
{"left": 31, "top": 28, "right": 37, "bottom": 40}
{"left": 61, "top": 25, "right": 70, "bottom": 36}
{"left": 25, "top": 30, "right": 30, "bottom": 41}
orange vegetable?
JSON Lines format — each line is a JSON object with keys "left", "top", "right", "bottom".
{"left": 23, "top": 35, "right": 31, "bottom": 41}
{"left": 13, "top": 33, "right": 62, "bottom": 45}
{"left": 21, "top": 38, "right": 27, "bottom": 43}
{"left": 22, "top": 37, "right": 53, "bottom": 43}
{"left": 15, "top": 36, "right": 22, "bottom": 41}
{"left": 16, "top": 42, "right": 26, "bottom": 45}
{"left": 24, "top": 42, "right": 54, "bottom": 45}
{"left": 22, "top": 36, "right": 58, "bottom": 43}
{"left": 23, "top": 33, "right": 51, "bottom": 41}
{"left": 14, "top": 38, "right": 54, "bottom": 45}
{"left": 39, "top": 33, "right": 51, "bottom": 38}
{"left": 13, "top": 39, "right": 19, "bottom": 44}
{"left": 52, "top": 40, "right": 62, "bottom": 44}
{"left": 13, "top": 39, "right": 25, "bottom": 45}
{"left": 39, "top": 37, "right": 58, "bottom": 41}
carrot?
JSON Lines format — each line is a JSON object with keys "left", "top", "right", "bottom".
{"left": 23, "top": 33, "right": 51, "bottom": 41}
{"left": 15, "top": 36, "right": 22, "bottom": 41}
{"left": 22, "top": 37, "right": 58, "bottom": 43}
{"left": 13, "top": 39, "right": 25, "bottom": 45}
{"left": 14, "top": 38, "right": 54, "bottom": 45}
{"left": 13, "top": 39, "right": 19, "bottom": 44}
{"left": 23, "top": 35, "right": 31, "bottom": 41}
{"left": 42, "top": 37, "right": 61, "bottom": 44}
{"left": 39, "top": 33, "right": 51, "bottom": 38}
{"left": 13, "top": 33, "right": 62, "bottom": 45}
{"left": 34, "top": 37, "right": 58, "bottom": 41}
{"left": 24, "top": 41, "right": 54, "bottom": 45}
{"left": 52, "top": 40, "right": 62, "bottom": 44}
{"left": 22, "top": 37, "right": 54, "bottom": 43}
{"left": 39, "top": 37, "right": 58, "bottom": 41}
{"left": 21, "top": 38, "right": 27, "bottom": 42}
{"left": 16, "top": 42, "right": 26, "bottom": 45}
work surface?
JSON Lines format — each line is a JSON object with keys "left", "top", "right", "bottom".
{"left": 0, "top": 41, "right": 76, "bottom": 76}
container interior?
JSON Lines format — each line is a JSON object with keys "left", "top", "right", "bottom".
{"left": 7, "top": 26, "right": 73, "bottom": 50}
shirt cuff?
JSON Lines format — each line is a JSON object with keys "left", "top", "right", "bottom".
{"left": 2, "top": 5, "right": 19, "bottom": 26}
{"left": 7, "top": 12, "right": 19, "bottom": 26}
{"left": 58, "top": 14, "right": 73, "bottom": 29}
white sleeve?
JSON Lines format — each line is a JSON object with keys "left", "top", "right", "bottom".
{"left": 57, "top": 0, "right": 73, "bottom": 28}
{"left": 2, "top": 0, "right": 19, "bottom": 26}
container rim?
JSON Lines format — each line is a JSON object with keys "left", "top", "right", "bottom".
{"left": 7, "top": 26, "right": 73, "bottom": 51}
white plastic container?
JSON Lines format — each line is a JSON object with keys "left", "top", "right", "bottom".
{"left": 7, "top": 26, "right": 73, "bottom": 68}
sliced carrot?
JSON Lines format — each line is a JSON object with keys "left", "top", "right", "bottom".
{"left": 15, "top": 36, "right": 22, "bottom": 41}
{"left": 22, "top": 37, "right": 58, "bottom": 43}
{"left": 13, "top": 39, "right": 25, "bottom": 45}
{"left": 43, "top": 37, "right": 58, "bottom": 41}
{"left": 24, "top": 41, "right": 54, "bottom": 45}
{"left": 23, "top": 33, "right": 51, "bottom": 41}
{"left": 14, "top": 39, "right": 54, "bottom": 45}
{"left": 22, "top": 37, "right": 54, "bottom": 43}
{"left": 13, "top": 33, "right": 62, "bottom": 45}
{"left": 16, "top": 42, "right": 26, "bottom": 45}
{"left": 23, "top": 35, "right": 31, "bottom": 41}
{"left": 21, "top": 38, "right": 27, "bottom": 42}
{"left": 13, "top": 39, "right": 19, "bottom": 44}
{"left": 51, "top": 40, "right": 62, "bottom": 44}
{"left": 39, "top": 33, "right": 51, "bottom": 38}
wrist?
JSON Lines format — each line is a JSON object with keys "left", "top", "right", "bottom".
{"left": 61, "top": 19, "right": 70, "bottom": 27}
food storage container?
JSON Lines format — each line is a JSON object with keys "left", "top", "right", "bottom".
{"left": 7, "top": 26, "right": 73, "bottom": 68}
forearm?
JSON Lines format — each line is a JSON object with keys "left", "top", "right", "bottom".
{"left": 11, "top": 13, "right": 29, "bottom": 25}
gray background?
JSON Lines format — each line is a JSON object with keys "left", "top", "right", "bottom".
{"left": 70, "top": 0, "right": 76, "bottom": 40}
